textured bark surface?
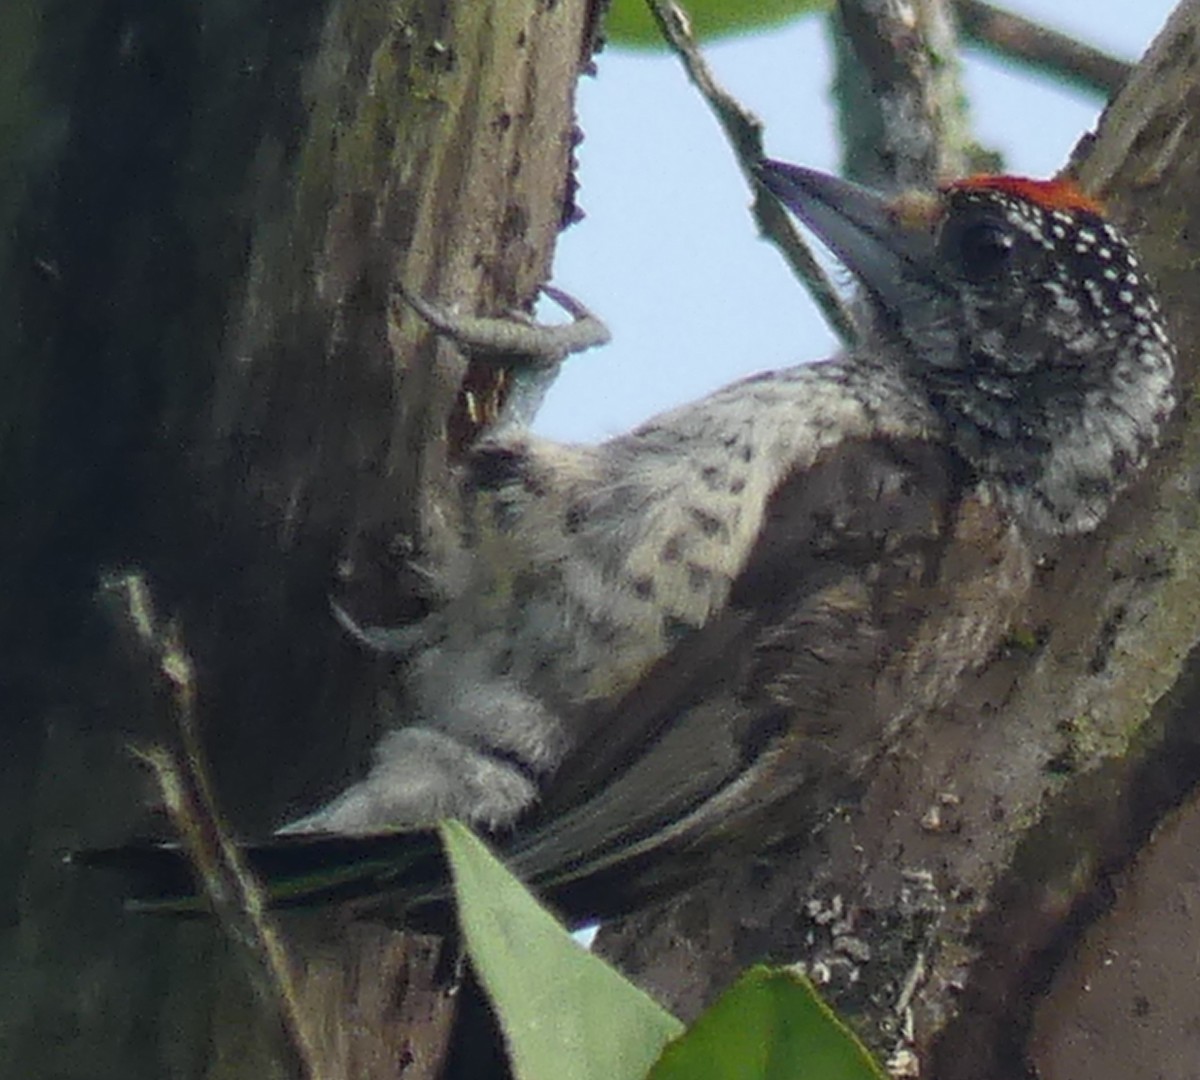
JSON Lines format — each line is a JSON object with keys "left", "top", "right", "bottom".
{"left": 597, "top": 4, "right": 1200, "bottom": 1077}
{"left": 0, "top": 0, "right": 596, "bottom": 1076}
{"left": 1028, "top": 791, "right": 1200, "bottom": 1080}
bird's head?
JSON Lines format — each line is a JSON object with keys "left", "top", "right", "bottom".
{"left": 757, "top": 160, "right": 1176, "bottom": 535}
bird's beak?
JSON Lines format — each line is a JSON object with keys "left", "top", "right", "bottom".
{"left": 755, "top": 159, "right": 943, "bottom": 313}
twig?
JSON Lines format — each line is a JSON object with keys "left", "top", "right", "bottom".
{"left": 956, "top": 0, "right": 1131, "bottom": 100}
{"left": 644, "top": 0, "right": 858, "bottom": 346}
{"left": 100, "top": 571, "right": 325, "bottom": 1080}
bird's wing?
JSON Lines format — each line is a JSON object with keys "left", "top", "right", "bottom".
{"left": 360, "top": 432, "right": 1021, "bottom": 925}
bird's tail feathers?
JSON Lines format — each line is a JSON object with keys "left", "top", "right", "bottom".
{"left": 71, "top": 830, "right": 449, "bottom": 918}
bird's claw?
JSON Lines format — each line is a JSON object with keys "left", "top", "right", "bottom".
{"left": 393, "top": 282, "right": 610, "bottom": 371}
{"left": 331, "top": 600, "right": 424, "bottom": 656}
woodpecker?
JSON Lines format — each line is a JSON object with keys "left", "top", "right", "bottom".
{"left": 80, "top": 161, "right": 1176, "bottom": 920}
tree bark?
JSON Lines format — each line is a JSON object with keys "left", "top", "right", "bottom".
{"left": 0, "top": 0, "right": 598, "bottom": 1076}
{"left": 597, "top": 3, "right": 1200, "bottom": 1078}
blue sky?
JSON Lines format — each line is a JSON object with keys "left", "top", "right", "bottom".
{"left": 534, "top": 1, "right": 1178, "bottom": 442}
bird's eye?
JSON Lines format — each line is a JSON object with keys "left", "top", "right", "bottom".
{"left": 942, "top": 215, "right": 1016, "bottom": 283}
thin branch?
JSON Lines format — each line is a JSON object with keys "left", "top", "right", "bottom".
{"left": 100, "top": 571, "right": 326, "bottom": 1080}
{"left": 645, "top": 0, "right": 858, "bottom": 346}
{"left": 832, "top": 0, "right": 972, "bottom": 190}
{"left": 957, "top": 0, "right": 1131, "bottom": 99}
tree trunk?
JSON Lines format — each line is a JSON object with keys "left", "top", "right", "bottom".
{"left": 0, "top": 0, "right": 598, "bottom": 1076}
{"left": 597, "top": 4, "right": 1200, "bottom": 1078}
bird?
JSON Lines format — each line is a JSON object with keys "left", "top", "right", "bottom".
{"left": 77, "top": 159, "right": 1177, "bottom": 926}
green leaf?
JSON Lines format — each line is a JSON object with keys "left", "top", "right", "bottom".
{"left": 647, "top": 966, "right": 887, "bottom": 1080}
{"left": 441, "top": 821, "right": 685, "bottom": 1080}
{"left": 607, "top": 0, "right": 829, "bottom": 50}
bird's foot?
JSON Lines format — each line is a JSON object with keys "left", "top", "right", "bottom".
{"left": 394, "top": 282, "right": 610, "bottom": 370}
